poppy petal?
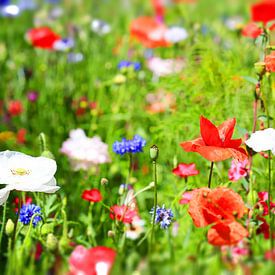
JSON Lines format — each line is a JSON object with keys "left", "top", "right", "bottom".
{"left": 200, "top": 116, "right": 222, "bottom": 146}
{"left": 218, "top": 118, "right": 236, "bottom": 143}
{"left": 207, "top": 221, "right": 248, "bottom": 246}
{"left": 180, "top": 137, "right": 205, "bottom": 152}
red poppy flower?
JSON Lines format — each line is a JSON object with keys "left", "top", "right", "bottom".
{"left": 13, "top": 196, "right": 32, "bottom": 212}
{"left": 110, "top": 205, "right": 137, "bottom": 224}
{"left": 172, "top": 163, "right": 199, "bottom": 178}
{"left": 17, "top": 128, "right": 27, "bottom": 144}
{"left": 26, "top": 27, "right": 61, "bottom": 50}
{"left": 8, "top": 100, "right": 23, "bottom": 116}
{"left": 188, "top": 187, "right": 248, "bottom": 246}
{"left": 241, "top": 22, "right": 263, "bottom": 39}
{"left": 251, "top": 1, "right": 275, "bottom": 25}
{"left": 82, "top": 189, "right": 102, "bottom": 203}
{"left": 69, "top": 245, "right": 116, "bottom": 275}
{"left": 130, "top": 17, "right": 170, "bottom": 48}
{"left": 265, "top": 51, "right": 275, "bottom": 72}
{"left": 180, "top": 116, "right": 247, "bottom": 162}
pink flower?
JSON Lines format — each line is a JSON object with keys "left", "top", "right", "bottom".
{"left": 172, "top": 163, "right": 199, "bottom": 179}
{"left": 69, "top": 245, "right": 116, "bottom": 275}
{"left": 265, "top": 248, "right": 275, "bottom": 262}
{"left": 60, "top": 129, "right": 110, "bottom": 171}
{"left": 179, "top": 189, "right": 197, "bottom": 204}
{"left": 228, "top": 159, "right": 248, "bottom": 182}
{"left": 110, "top": 205, "right": 137, "bottom": 224}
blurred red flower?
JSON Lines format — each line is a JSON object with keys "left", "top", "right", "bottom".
{"left": 8, "top": 100, "right": 23, "bottom": 116}
{"left": 151, "top": 0, "right": 165, "bottom": 20}
{"left": 69, "top": 245, "right": 116, "bottom": 275}
{"left": 241, "top": 22, "right": 262, "bottom": 39}
{"left": 188, "top": 187, "right": 248, "bottom": 246}
{"left": 172, "top": 163, "right": 199, "bottom": 178}
{"left": 110, "top": 205, "right": 137, "bottom": 224}
{"left": 81, "top": 189, "right": 102, "bottom": 203}
{"left": 251, "top": 0, "right": 275, "bottom": 25}
{"left": 17, "top": 128, "right": 27, "bottom": 144}
{"left": 26, "top": 27, "right": 61, "bottom": 50}
{"left": 13, "top": 196, "right": 32, "bottom": 212}
{"left": 265, "top": 51, "right": 275, "bottom": 72}
{"left": 180, "top": 116, "right": 247, "bottom": 162}
{"left": 130, "top": 17, "right": 170, "bottom": 48}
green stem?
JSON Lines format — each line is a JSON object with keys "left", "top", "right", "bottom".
{"left": 150, "top": 160, "right": 158, "bottom": 252}
{"left": 12, "top": 197, "right": 21, "bottom": 249}
{"left": 87, "top": 202, "right": 97, "bottom": 246}
{"left": 208, "top": 162, "right": 214, "bottom": 188}
{"left": 268, "top": 151, "right": 273, "bottom": 250}
{"left": 0, "top": 202, "right": 7, "bottom": 252}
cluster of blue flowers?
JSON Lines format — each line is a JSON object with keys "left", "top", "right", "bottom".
{"left": 117, "top": 60, "right": 141, "bottom": 71}
{"left": 19, "top": 204, "right": 42, "bottom": 227}
{"left": 113, "top": 135, "right": 146, "bottom": 155}
{"left": 150, "top": 205, "right": 174, "bottom": 229}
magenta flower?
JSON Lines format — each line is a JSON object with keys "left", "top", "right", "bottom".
{"left": 172, "top": 163, "right": 199, "bottom": 179}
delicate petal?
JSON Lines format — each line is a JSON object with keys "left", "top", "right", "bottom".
{"left": 207, "top": 221, "right": 248, "bottom": 246}
{"left": 0, "top": 187, "right": 11, "bottom": 206}
{"left": 218, "top": 118, "right": 236, "bottom": 142}
{"left": 245, "top": 128, "right": 275, "bottom": 153}
{"left": 180, "top": 137, "right": 205, "bottom": 152}
{"left": 200, "top": 116, "right": 222, "bottom": 146}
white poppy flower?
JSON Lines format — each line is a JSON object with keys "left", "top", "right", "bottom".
{"left": 0, "top": 151, "right": 60, "bottom": 206}
{"left": 164, "top": 26, "right": 188, "bottom": 43}
{"left": 245, "top": 128, "right": 275, "bottom": 154}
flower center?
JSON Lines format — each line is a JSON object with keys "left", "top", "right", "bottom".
{"left": 11, "top": 168, "right": 30, "bottom": 176}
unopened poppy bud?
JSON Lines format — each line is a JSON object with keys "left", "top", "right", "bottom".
{"left": 5, "top": 219, "right": 14, "bottom": 236}
{"left": 101, "top": 178, "right": 108, "bottom": 185}
{"left": 254, "top": 62, "right": 266, "bottom": 77}
{"left": 150, "top": 145, "right": 159, "bottom": 161}
{"left": 46, "top": 233, "right": 58, "bottom": 252}
{"left": 41, "top": 223, "right": 53, "bottom": 235}
{"left": 58, "top": 237, "right": 70, "bottom": 254}
{"left": 41, "top": 150, "right": 55, "bottom": 160}
{"left": 108, "top": 230, "right": 115, "bottom": 238}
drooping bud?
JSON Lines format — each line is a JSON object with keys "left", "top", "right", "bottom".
{"left": 108, "top": 230, "right": 115, "bottom": 238}
{"left": 41, "top": 223, "right": 54, "bottom": 235}
{"left": 150, "top": 145, "right": 159, "bottom": 161}
{"left": 254, "top": 62, "right": 266, "bottom": 77}
{"left": 46, "top": 233, "right": 58, "bottom": 252}
{"left": 101, "top": 178, "right": 109, "bottom": 185}
{"left": 5, "top": 219, "right": 14, "bottom": 236}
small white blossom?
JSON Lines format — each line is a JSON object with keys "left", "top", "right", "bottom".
{"left": 164, "top": 26, "right": 188, "bottom": 43}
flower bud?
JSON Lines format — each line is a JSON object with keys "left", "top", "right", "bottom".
{"left": 46, "top": 233, "right": 58, "bottom": 252}
{"left": 41, "top": 150, "right": 55, "bottom": 160}
{"left": 150, "top": 145, "right": 159, "bottom": 161}
{"left": 108, "top": 230, "right": 115, "bottom": 238}
{"left": 254, "top": 62, "right": 266, "bottom": 77}
{"left": 5, "top": 219, "right": 14, "bottom": 236}
{"left": 101, "top": 178, "right": 109, "bottom": 185}
{"left": 41, "top": 223, "right": 54, "bottom": 235}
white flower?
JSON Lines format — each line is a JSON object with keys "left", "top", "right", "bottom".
{"left": 60, "top": 129, "right": 111, "bottom": 171}
{"left": 164, "top": 26, "right": 188, "bottom": 43}
{"left": 0, "top": 151, "right": 59, "bottom": 206}
{"left": 125, "top": 217, "right": 145, "bottom": 240}
{"left": 245, "top": 128, "right": 275, "bottom": 154}
{"left": 147, "top": 57, "right": 185, "bottom": 77}
{"left": 91, "top": 19, "right": 111, "bottom": 35}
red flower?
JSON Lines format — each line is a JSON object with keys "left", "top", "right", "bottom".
{"left": 241, "top": 22, "right": 262, "bottom": 39}
{"left": 172, "top": 163, "right": 199, "bottom": 178}
{"left": 180, "top": 116, "right": 247, "bottom": 162}
{"left": 69, "top": 245, "right": 116, "bottom": 275}
{"left": 110, "top": 205, "right": 137, "bottom": 224}
{"left": 35, "top": 242, "right": 43, "bottom": 261}
{"left": 81, "top": 189, "right": 102, "bottom": 203}
{"left": 265, "top": 248, "right": 275, "bottom": 262}
{"left": 130, "top": 17, "right": 170, "bottom": 48}
{"left": 251, "top": 1, "right": 275, "bottom": 25}
{"left": 265, "top": 51, "right": 275, "bottom": 72}
{"left": 17, "top": 128, "right": 27, "bottom": 144}
{"left": 8, "top": 100, "right": 23, "bottom": 116}
{"left": 151, "top": 0, "right": 166, "bottom": 20}
{"left": 188, "top": 187, "right": 248, "bottom": 246}
{"left": 26, "top": 27, "right": 61, "bottom": 50}
{"left": 13, "top": 196, "right": 32, "bottom": 212}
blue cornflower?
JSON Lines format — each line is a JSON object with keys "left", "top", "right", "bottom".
{"left": 19, "top": 204, "right": 42, "bottom": 227}
{"left": 113, "top": 135, "right": 146, "bottom": 155}
{"left": 118, "top": 61, "right": 141, "bottom": 71}
{"left": 150, "top": 205, "right": 174, "bottom": 229}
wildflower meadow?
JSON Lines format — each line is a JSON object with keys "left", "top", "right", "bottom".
{"left": 0, "top": 0, "right": 275, "bottom": 274}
